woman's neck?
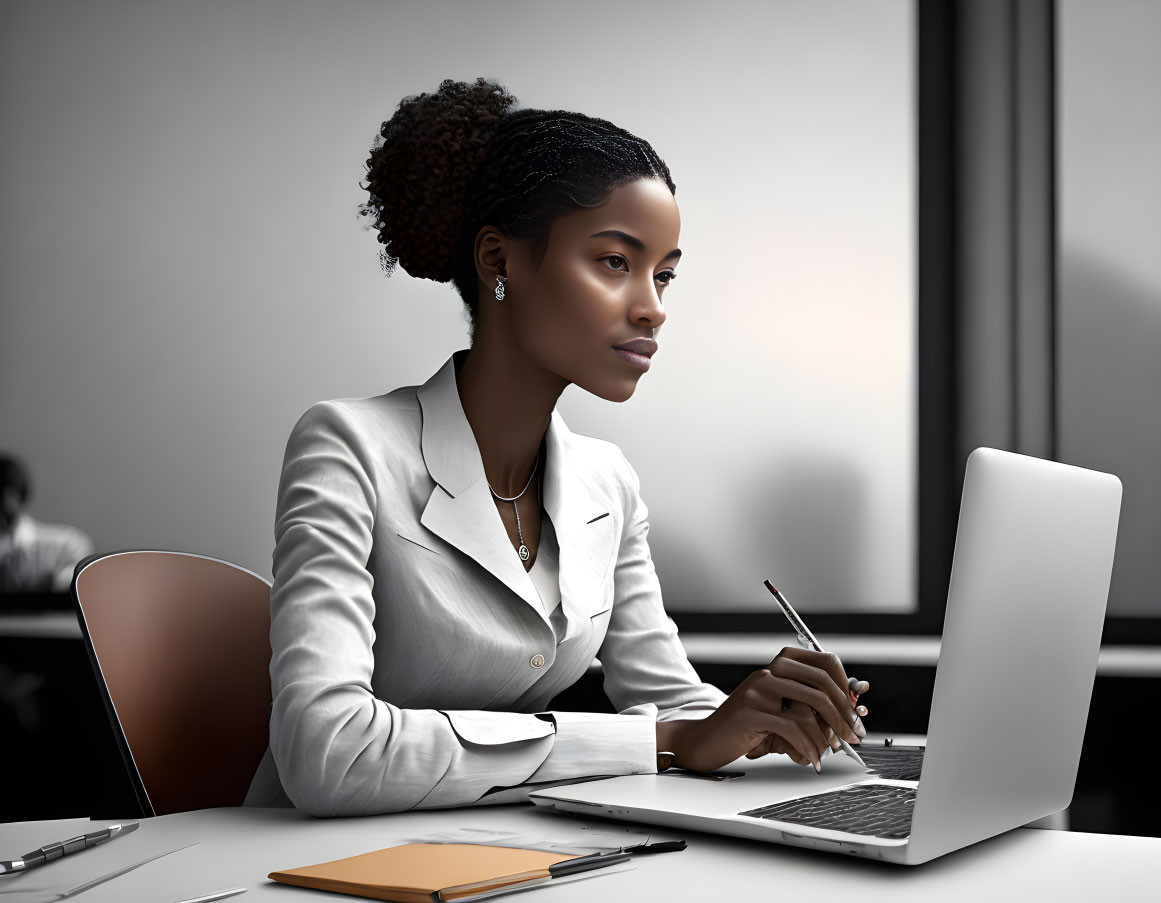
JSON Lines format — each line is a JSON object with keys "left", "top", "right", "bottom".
{"left": 454, "top": 344, "right": 566, "bottom": 496}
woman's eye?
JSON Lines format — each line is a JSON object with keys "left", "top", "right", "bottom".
{"left": 601, "top": 255, "right": 678, "bottom": 285}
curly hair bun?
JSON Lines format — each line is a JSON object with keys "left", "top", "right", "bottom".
{"left": 358, "top": 77, "right": 519, "bottom": 283}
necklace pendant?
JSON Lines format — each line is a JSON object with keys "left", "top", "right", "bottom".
{"left": 518, "top": 544, "right": 530, "bottom": 561}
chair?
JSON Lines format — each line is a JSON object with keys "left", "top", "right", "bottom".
{"left": 70, "top": 550, "right": 272, "bottom": 816}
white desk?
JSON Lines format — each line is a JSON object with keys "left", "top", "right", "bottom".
{"left": 1, "top": 799, "right": 1157, "bottom": 902}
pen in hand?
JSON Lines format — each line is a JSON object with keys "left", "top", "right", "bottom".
{"left": 761, "top": 578, "right": 869, "bottom": 722}
{"left": 763, "top": 580, "right": 868, "bottom": 770}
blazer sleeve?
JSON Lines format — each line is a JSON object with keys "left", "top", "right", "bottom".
{"left": 266, "top": 401, "right": 657, "bottom": 817}
{"left": 595, "top": 446, "right": 729, "bottom": 722}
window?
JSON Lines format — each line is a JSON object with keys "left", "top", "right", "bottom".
{"left": 561, "top": 0, "right": 920, "bottom": 624}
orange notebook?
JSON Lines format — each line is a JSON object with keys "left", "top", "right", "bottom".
{"left": 268, "top": 843, "right": 585, "bottom": 902}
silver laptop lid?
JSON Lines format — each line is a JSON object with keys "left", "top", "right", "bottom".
{"left": 907, "top": 447, "right": 1122, "bottom": 864}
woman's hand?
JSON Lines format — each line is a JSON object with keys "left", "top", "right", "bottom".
{"left": 746, "top": 676, "right": 871, "bottom": 764}
{"left": 657, "top": 648, "right": 864, "bottom": 774}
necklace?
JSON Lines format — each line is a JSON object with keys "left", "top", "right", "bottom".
{"left": 487, "top": 445, "right": 542, "bottom": 562}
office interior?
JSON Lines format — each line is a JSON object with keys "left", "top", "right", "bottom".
{"left": 1, "top": 0, "right": 1158, "bottom": 842}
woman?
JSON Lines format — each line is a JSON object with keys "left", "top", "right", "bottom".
{"left": 244, "top": 78, "right": 870, "bottom": 817}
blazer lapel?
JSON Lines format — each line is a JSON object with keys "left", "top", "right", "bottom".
{"left": 541, "top": 398, "right": 617, "bottom": 644}
{"left": 416, "top": 350, "right": 613, "bottom": 642}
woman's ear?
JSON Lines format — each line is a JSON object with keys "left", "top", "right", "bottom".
{"left": 473, "top": 226, "right": 509, "bottom": 290}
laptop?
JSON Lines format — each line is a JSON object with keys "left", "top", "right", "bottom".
{"left": 530, "top": 447, "right": 1123, "bottom": 865}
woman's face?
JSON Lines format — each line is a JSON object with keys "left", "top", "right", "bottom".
{"left": 504, "top": 176, "right": 681, "bottom": 402}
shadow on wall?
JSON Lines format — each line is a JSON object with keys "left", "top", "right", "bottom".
{"left": 1058, "top": 249, "right": 1161, "bottom": 618}
{"left": 650, "top": 450, "right": 867, "bottom": 613}
{"left": 742, "top": 451, "right": 867, "bottom": 610}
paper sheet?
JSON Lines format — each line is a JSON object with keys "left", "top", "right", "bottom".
{"left": 404, "top": 825, "right": 655, "bottom": 855}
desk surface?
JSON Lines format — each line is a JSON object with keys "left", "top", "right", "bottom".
{"left": 1, "top": 800, "right": 1157, "bottom": 902}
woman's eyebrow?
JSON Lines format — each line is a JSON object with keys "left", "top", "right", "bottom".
{"left": 590, "top": 229, "right": 681, "bottom": 263}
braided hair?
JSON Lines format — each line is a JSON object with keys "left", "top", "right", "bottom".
{"left": 357, "top": 77, "right": 677, "bottom": 343}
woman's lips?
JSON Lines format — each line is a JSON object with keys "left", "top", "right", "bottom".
{"left": 614, "top": 347, "right": 652, "bottom": 371}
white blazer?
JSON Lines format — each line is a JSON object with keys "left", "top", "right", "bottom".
{"left": 244, "top": 349, "right": 727, "bottom": 816}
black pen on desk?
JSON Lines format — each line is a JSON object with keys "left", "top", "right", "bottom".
{"left": 763, "top": 580, "right": 867, "bottom": 769}
{"left": 549, "top": 840, "right": 685, "bottom": 878}
{"left": 0, "top": 822, "right": 139, "bottom": 875}
{"left": 549, "top": 849, "right": 633, "bottom": 878}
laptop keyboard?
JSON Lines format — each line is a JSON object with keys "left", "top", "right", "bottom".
{"left": 857, "top": 743, "right": 925, "bottom": 782}
{"left": 739, "top": 783, "right": 917, "bottom": 840}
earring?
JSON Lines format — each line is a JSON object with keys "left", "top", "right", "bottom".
{"left": 494, "top": 275, "right": 506, "bottom": 301}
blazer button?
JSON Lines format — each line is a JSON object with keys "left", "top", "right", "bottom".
{"left": 530, "top": 653, "right": 545, "bottom": 669}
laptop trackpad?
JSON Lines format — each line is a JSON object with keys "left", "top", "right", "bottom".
{"left": 537, "top": 752, "right": 874, "bottom": 818}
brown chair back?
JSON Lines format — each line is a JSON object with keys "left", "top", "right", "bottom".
{"left": 72, "top": 550, "right": 272, "bottom": 816}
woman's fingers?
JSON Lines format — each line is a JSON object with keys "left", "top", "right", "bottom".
{"left": 757, "top": 711, "right": 823, "bottom": 772}
{"left": 774, "top": 737, "right": 809, "bottom": 766}
{"left": 758, "top": 725, "right": 828, "bottom": 770}
{"left": 810, "top": 712, "right": 841, "bottom": 753}
{"left": 770, "top": 654, "right": 859, "bottom": 740}
{"left": 853, "top": 705, "right": 868, "bottom": 737}
{"left": 751, "top": 728, "right": 831, "bottom": 769}
{"left": 764, "top": 670, "right": 860, "bottom": 746}
{"left": 848, "top": 673, "right": 870, "bottom": 737}
{"left": 746, "top": 734, "right": 776, "bottom": 758}
{"left": 848, "top": 679, "right": 870, "bottom": 716}
{"left": 781, "top": 700, "right": 831, "bottom": 764}
{"left": 775, "top": 648, "right": 854, "bottom": 705}
{"left": 731, "top": 666, "right": 867, "bottom": 771}
{"left": 764, "top": 736, "right": 789, "bottom": 761}
{"left": 759, "top": 677, "right": 846, "bottom": 747}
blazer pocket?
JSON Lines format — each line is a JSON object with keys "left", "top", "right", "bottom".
{"left": 441, "top": 710, "right": 556, "bottom": 746}
{"left": 589, "top": 601, "right": 614, "bottom": 637}
{"left": 585, "top": 513, "right": 617, "bottom": 580}
{"left": 587, "top": 597, "right": 614, "bottom": 618}
{"left": 394, "top": 529, "right": 445, "bottom": 558}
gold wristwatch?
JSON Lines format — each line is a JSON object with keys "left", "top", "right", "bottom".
{"left": 657, "top": 750, "right": 677, "bottom": 772}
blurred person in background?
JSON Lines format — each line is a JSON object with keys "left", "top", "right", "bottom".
{"left": 0, "top": 452, "right": 93, "bottom": 593}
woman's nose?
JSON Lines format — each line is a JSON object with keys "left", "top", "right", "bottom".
{"left": 635, "top": 295, "right": 666, "bottom": 331}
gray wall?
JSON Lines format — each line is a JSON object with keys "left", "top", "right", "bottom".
{"left": 0, "top": 0, "right": 916, "bottom": 613}
{"left": 1058, "top": 0, "right": 1161, "bottom": 617}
